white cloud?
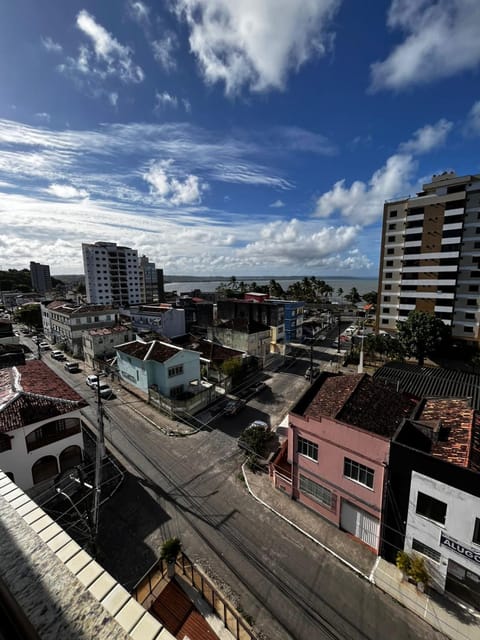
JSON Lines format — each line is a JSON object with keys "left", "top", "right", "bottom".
{"left": 174, "top": 0, "right": 340, "bottom": 95}
{"left": 399, "top": 118, "right": 453, "bottom": 154}
{"left": 109, "top": 92, "right": 119, "bottom": 107}
{"left": 154, "top": 91, "right": 178, "bottom": 110}
{"left": 269, "top": 199, "right": 285, "bottom": 208}
{"left": 35, "top": 112, "right": 51, "bottom": 122}
{"left": 466, "top": 100, "right": 480, "bottom": 135}
{"left": 41, "top": 37, "right": 63, "bottom": 53}
{"left": 127, "top": 0, "right": 150, "bottom": 25}
{"left": 371, "top": 0, "right": 480, "bottom": 91}
{"left": 152, "top": 34, "right": 178, "bottom": 72}
{"left": 143, "top": 159, "right": 208, "bottom": 206}
{"left": 61, "top": 10, "right": 144, "bottom": 84}
{"left": 314, "top": 153, "right": 416, "bottom": 225}
{"left": 182, "top": 98, "right": 192, "bottom": 113}
{"left": 46, "top": 183, "right": 89, "bottom": 199}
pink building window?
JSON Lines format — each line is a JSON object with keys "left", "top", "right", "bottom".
{"left": 343, "top": 457, "right": 374, "bottom": 489}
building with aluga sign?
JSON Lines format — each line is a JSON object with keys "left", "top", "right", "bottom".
{"left": 405, "top": 471, "right": 480, "bottom": 609}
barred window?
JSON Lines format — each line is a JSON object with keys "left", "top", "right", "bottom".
{"left": 300, "top": 475, "right": 335, "bottom": 510}
{"left": 344, "top": 457, "right": 374, "bottom": 489}
{"left": 412, "top": 538, "right": 440, "bottom": 562}
{"left": 168, "top": 365, "right": 184, "bottom": 378}
{"left": 297, "top": 436, "right": 318, "bottom": 461}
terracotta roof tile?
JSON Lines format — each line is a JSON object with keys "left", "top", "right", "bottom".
{"left": 305, "top": 374, "right": 418, "bottom": 438}
{"left": 0, "top": 360, "right": 87, "bottom": 433}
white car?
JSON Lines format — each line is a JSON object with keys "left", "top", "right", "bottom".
{"left": 86, "top": 374, "right": 100, "bottom": 387}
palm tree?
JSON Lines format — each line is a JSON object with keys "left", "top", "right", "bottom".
{"left": 337, "top": 287, "right": 344, "bottom": 303}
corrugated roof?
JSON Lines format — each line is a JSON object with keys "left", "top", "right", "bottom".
{"left": 116, "top": 339, "right": 181, "bottom": 363}
{"left": 373, "top": 363, "right": 480, "bottom": 410}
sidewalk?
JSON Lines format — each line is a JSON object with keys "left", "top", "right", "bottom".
{"left": 243, "top": 465, "right": 480, "bottom": 640}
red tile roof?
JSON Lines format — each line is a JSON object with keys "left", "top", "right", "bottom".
{"left": 417, "top": 398, "right": 475, "bottom": 468}
{"left": 116, "top": 340, "right": 182, "bottom": 363}
{"left": 0, "top": 361, "right": 87, "bottom": 433}
{"left": 305, "top": 374, "right": 418, "bottom": 438}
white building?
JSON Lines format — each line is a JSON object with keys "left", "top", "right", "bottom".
{"left": 123, "top": 305, "right": 186, "bottom": 338}
{"left": 41, "top": 301, "right": 119, "bottom": 356}
{"left": 83, "top": 325, "right": 133, "bottom": 368}
{"left": 0, "top": 360, "right": 87, "bottom": 492}
{"left": 82, "top": 242, "right": 142, "bottom": 306}
{"left": 377, "top": 172, "right": 480, "bottom": 346}
{"left": 405, "top": 470, "right": 480, "bottom": 607}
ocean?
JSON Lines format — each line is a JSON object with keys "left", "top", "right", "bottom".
{"left": 164, "top": 277, "right": 378, "bottom": 297}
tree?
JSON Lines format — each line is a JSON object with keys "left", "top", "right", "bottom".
{"left": 344, "top": 287, "right": 361, "bottom": 305}
{"left": 14, "top": 303, "right": 42, "bottom": 329}
{"left": 362, "top": 291, "right": 378, "bottom": 306}
{"left": 397, "top": 311, "right": 449, "bottom": 366}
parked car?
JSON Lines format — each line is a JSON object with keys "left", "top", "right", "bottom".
{"left": 39, "top": 342, "right": 50, "bottom": 350}
{"left": 305, "top": 365, "right": 320, "bottom": 380}
{"left": 244, "top": 420, "right": 269, "bottom": 432}
{"left": 224, "top": 398, "right": 246, "bottom": 416}
{"left": 64, "top": 362, "right": 80, "bottom": 373}
{"left": 96, "top": 382, "right": 114, "bottom": 399}
{"left": 50, "top": 350, "right": 65, "bottom": 360}
{"left": 86, "top": 374, "right": 100, "bottom": 387}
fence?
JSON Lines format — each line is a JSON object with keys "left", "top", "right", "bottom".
{"left": 133, "top": 552, "right": 260, "bottom": 640}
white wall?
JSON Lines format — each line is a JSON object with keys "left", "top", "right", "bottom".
{"left": 405, "top": 471, "right": 480, "bottom": 592}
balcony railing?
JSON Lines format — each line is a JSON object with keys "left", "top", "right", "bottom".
{"left": 26, "top": 424, "right": 81, "bottom": 452}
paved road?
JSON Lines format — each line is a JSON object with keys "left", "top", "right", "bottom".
{"left": 24, "top": 332, "right": 446, "bottom": 640}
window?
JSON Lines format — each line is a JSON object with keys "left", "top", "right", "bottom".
{"left": 388, "top": 223, "right": 396, "bottom": 230}
{"left": 383, "top": 296, "right": 391, "bottom": 302}
{"left": 297, "top": 436, "right": 318, "bottom": 461}
{"left": 464, "top": 326, "right": 474, "bottom": 333}
{"left": 473, "top": 518, "right": 480, "bottom": 546}
{"left": 343, "top": 458, "right": 374, "bottom": 489}
{"left": 168, "top": 365, "right": 184, "bottom": 378}
{"left": 469, "top": 285, "right": 479, "bottom": 292}
{"left": 300, "top": 475, "right": 335, "bottom": 510}
{"left": 389, "top": 210, "right": 397, "bottom": 218}
{"left": 385, "top": 272, "right": 393, "bottom": 279}
{"left": 387, "top": 248, "right": 394, "bottom": 255}
{"left": 412, "top": 539, "right": 441, "bottom": 562}
{"left": 384, "top": 284, "right": 392, "bottom": 291}
{"left": 388, "top": 236, "right": 395, "bottom": 242}
{"left": 381, "top": 319, "right": 389, "bottom": 325}
{"left": 468, "top": 299, "right": 477, "bottom": 306}
{"left": 386, "top": 260, "right": 393, "bottom": 267}
{"left": 0, "top": 433, "right": 12, "bottom": 453}
{"left": 416, "top": 492, "right": 447, "bottom": 524}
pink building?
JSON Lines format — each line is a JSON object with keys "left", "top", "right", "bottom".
{"left": 271, "top": 373, "right": 417, "bottom": 552}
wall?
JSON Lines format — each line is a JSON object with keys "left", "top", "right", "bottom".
{"left": 288, "top": 411, "right": 388, "bottom": 535}
{"left": 148, "top": 349, "right": 200, "bottom": 396}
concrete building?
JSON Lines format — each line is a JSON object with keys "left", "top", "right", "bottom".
{"left": 207, "top": 319, "right": 270, "bottom": 360}
{"left": 271, "top": 373, "right": 417, "bottom": 552}
{"left": 0, "top": 360, "right": 86, "bottom": 492}
{"left": 377, "top": 171, "right": 480, "bottom": 346}
{"left": 30, "top": 261, "right": 52, "bottom": 294}
{"left": 83, "top": 325, "right": 133, "bottom": 368}
{"left": 384, "top": 397, "right": 480, "bottom": 609}
{"left": 139, "top": 255, "right": 158, "bottom": 303}
{"left": 123, "top": 304, "right": 186, "bottom": 338}
{"left": 41, "top": 300, "right": 119, "bottom": 356}
{"left": 82, "top": 241, "right": 142, "bottom": 306}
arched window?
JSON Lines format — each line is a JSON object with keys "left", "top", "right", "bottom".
{"left": 59, "top": 445, "right": 82, "bottom": 472}
{"left": 26, "top": 418, "right": 81, "bottom": 452}
{"left": 32, "top": 456, "right": 58, "bottom": 484}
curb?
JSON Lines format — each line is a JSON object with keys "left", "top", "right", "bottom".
{"left": 241, "top": 461, "right": 372, "bottom": 583}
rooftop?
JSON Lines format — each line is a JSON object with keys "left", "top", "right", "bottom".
{"left": 88, "top": 325, "right": 130, "bottom": 336}
{"left": 0, "top": 360, "right": 86, "bottom": 433}
{"left": 304, "top": 373, "right": 418, "bottom": 438}
{"left": 116, "top": 339, "right": 185, "bottom": 363}
{"left": 46, "top": 300, "right": 118, "bottom": 316}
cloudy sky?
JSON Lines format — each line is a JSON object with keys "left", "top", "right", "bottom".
{"left": 1, "top": 0, "right": 480, "bottom": 277}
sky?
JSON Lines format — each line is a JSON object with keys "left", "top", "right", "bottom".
{"left": 1, "top": 0, "right": 480, "bottom": 278}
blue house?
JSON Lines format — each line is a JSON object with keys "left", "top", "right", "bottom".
{"left": 268, "top": 299, "right": 304, "bottom": 343}
{"left": 116, "top": 339, "right": 202, "bottom": 401}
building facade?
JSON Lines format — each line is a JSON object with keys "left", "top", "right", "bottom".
{"left": 83, "top": 325, "right": 133, "bottom": 368}
{"left": 0, "top": 361, "right": 86, "bottom": 491}
{"left": 30, "top": 261, "right": 52, "bottom": 294}
{"left": 123, "top": 304, "right": 186, "bottom": 338}
{"left": 217, "top": 299, "right": 285, "bottom": 354}
{"left": 82, "top": 242, "right": 142, "bottom": 306}
{"left": 41, "top": 301, "right": 119, "bottom": 356}
{"left": 377, "top": 172, "right": 480, "bottom": 346}
{"left": 139, "top": 255, "right": 158, "bottom": 303}
{"left": 271, "top": 373, "right": 417, "bottom": 552}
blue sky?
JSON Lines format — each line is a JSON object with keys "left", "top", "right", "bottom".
{"left": 1, "top": 0, "right": 480, "bottom": 277}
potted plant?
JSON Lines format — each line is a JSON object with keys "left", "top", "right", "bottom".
{"left": 409, "top": 554, "right": 429, "bottom": 592}
{"left": 161, "top": 537, "right": 181, "bottom": 578}
{"left": 395, "top": 550, "right": 411, "bottom": 581}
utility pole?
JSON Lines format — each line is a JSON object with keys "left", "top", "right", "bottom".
{"left": 309, "top": 337, "right": 314, "bottom": 383}
{"left": 337, "top": 315, "right": 341, "bottom": 354}
{"left": 91, "top": 375, "right": 106, "bottom": 555}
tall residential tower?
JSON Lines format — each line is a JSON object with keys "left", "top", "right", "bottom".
{"left": 376, "top": 172, "right": 480, "bottom": 346}
{"left": 30, "top": 261, "right": 51, "bottom": 294}
{"left": 82, "top": 242, "right": 142, "bottom": 306}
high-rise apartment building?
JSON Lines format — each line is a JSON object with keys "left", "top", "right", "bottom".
{"left": 82, "top": 242, "right": 141, "bottom": 306}
{"left": 139, "top": 254, "right": 158, "bottom": 303}
{"left": 376, "top": 172, "right": 480, "bottom": 346}
{"left": 30, "top": 261, "right": 51, "bottom": 294}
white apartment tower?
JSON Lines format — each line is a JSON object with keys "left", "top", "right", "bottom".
{"left": 376, "top": 172, "right": 480, "bottom": 346}
{"left": 139, "top": 254, "right": 158, "bottom": 303}
{"left": 82, "top": 242, "right": 141, "bottom": 306}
